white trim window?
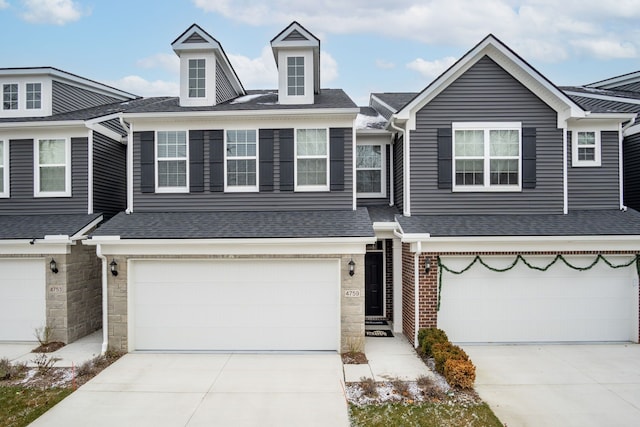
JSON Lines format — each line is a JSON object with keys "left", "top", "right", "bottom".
{"left": 34, "top": 138, "right": 71, "bottom": 197}
{"left": 295, "top": 128, "right": 329, "bottom": 191}
{"left": 572, "top": 130, "right": 601, "bottom": 167}
{"left": 26, "top": 83, "right": 42, "bottom": 110}
{"left": 3, "top": 84, "right": 18, "bottom": 110}
{"left": 188, "top": 59, "right": 206, "bottom": 98}
{"left": 287, "top": 56, "right": 305, "bottom": 96}
{"left": 0, "top": 140, "right": 7, "bottom": 197}
{"left": 225, "top": 129, "right": 258, "bottom": 192}
{"left": 453, "top": 122, "right": 521, "bottom": 191}
{"left": 356, "top": 143, "right": 386, "bottom": 197}
{"left": 156, "top": 131, "right": 188, "bottom": 193}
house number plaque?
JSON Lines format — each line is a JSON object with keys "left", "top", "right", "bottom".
{"left": 344, "top": 289, "right": 361, "bottom": 298}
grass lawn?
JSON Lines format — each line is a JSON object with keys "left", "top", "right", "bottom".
{"left": 349, "top": 401, "right": 503, "bottom": 427}
{"left": 0, "top": 386, "right": 72, "bottom": 427}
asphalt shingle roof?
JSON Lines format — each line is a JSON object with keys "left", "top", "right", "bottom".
{"left": 0, "top": 213, "right": 102, "bottom": 239}
{"left": 397, "top": 209, "right": 640, "bottom": 237}
{"left": 372, "top": 92, "right": 418, "bottom": 113}
{"left": 367, "top": 205, "right": 400, "bottom": 223}
{"left": 92, "top": 208, "right": 374, "bottom": 239}
{"left": 561, "top": 86, "right": 640, "bottom": 114}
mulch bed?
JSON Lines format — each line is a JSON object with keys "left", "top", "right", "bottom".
{"left": 341, "top": 351, "right": 368, "bottom": 364}
{"left": 32, "top": 342, "right": 65, "bottom": 353}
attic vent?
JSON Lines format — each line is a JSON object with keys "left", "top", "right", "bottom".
{"left": 184, "top": 32, "right": 207, "bottom": 44}
{"left": 284, "top": 29, "right": 308, "bottom": 41}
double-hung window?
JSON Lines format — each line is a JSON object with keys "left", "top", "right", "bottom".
{"left": 35, "top": 139, "right": 70, "bottom": 197}
{"left": 453, "top": 122, "right": 521, "bottom": 191}
{"left": 287, "top": 56, "right": 305, "bottom": 96}
{"left": 0, "top": 140, "right": 7, "bottom": 197}
{"left": 295, "top": 128, "right": 328, "bottom": 191}
{"left": 26, "top": 83, "right": 41, "bottom": 109}
{"left": 572, "top": 130, "right": 600, "bottom": 167}
{"left": 225, "top": 129, "right": 258, "bottom": 191}
{"left": 3, "top": 84, "right": 18, "bottom": 110}
{"left": 356, "top": 144, "right": 385, "bottom": 197}
{"left": 188, "top": 59, "right": 206, "bottom": 98}
{"left": 156, "top": 131, "right": 188, "bottom": 192}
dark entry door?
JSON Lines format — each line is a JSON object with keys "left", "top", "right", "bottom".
{"left": 365, "top": 252, "right": 384, "bottom": 316}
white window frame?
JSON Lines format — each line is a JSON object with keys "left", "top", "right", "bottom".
{"left": 3, "top": 83, "right": 18, "bottom": 110}
{"left": 0, "top": 140, "right": 8, "bottom": 198}
{"left": 452, "top": 122, "right": 522, "bottom": 192}
{"left": 571, "top": 130, "right": 601, "bottom": 167}
{"left": 26, "top": 83, "right": 42, "bottom": 110}
{"left": 356, "top": 142, "right": 386, "bottom": 198}
{"left": 294, "top": 128, "right": 330, "bottom": 192}
{"left": 34, "top": 138, "right": 71, "bottom": 197}
{"left": 188, "top": 58, "right": 206, "bottom": 99}
{"left": 287, "top": 56, "right": 305, "bottom": 97}
{"left": 224, "top": 129, "right": 259, "bottom": 192}
{"left": 155, "top": 130, "right": 189, "bottom": 193}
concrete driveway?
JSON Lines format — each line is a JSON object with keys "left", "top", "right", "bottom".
{"left": 463, "top": 344, "right": 640, "bottom": 427}
{"left": 29, "top": 353, "right": 349, "bottom": 427}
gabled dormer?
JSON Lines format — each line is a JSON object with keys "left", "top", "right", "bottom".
{"left": 172, "top": 24, "right": 245, "bottom": 107}
{"left": 270, "top": 22, "right": 320, "bottom": 105}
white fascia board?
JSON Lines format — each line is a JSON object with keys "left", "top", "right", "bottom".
{"left": 122, "top": 108, "right": 360, "bottom": 121}
{"left": 586, "top": 72, "right": 640, "bottom": 89}
{"left": 624, "top": 122, "right": 640, "bottom": 137}
{"left": 84, "top": 236, "right": 374, "bottom": 256}
{"left": 568, "top": 115, "right": 636, "bottom": 131}
{"left": 370, "top": 94, "right": 399, "bottom": 116}
{"left": 373, "top": 222, "right": 399, "bottom": 239}
{"left": 0, "top": 120, "right": 85, "bottom": 129}
{"left": 404, "top": 235, "right": 640, "bottom": 253}
{"left": 85, "top": 113, "right": 122, "bottom": 126}
{"left": 356, "top": 128, "right": 392, "bottom": 136}
{"left": 70, "top": 215, "right": 103, "bottom": 240}
{"left": 88, "top": 124, "right": 123, "bottom": 142}
{"left": 563, "top": 90, "right": 640, "bottom": 106}
{"left": 400, "top": 232, "right": 431, "bottom": 243}
{"left": 0, "top": 241, "right": 72, "bottom": 255}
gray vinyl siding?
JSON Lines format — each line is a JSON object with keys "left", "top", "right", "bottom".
{"left": 184, "top": 33, "right": 206, "bottom": 43}
{"left": 393, "top": 135, "right": 404, "bottom": 210}
{"left": 283, "top": 30, "right": 308, "bottom": 41}
{"left": 100, "top": 118, "right": 127, "bottom": 137}
{"left": 612, "top": 82, "right": 640, "bottom": 93}
{"left": 0, "top": 138, "right": 88, "bottom": 214}
{"left": 409, "top": 56, "right": 564, "bottom": 215}
{"left": 92, "top": 132, "right": 126, "bottom": 218}
{"left": 357, "top": 145, "right": 392, "bottom": 207}
{"left": 215, "top": 61, "right": 238, "bottom": 104}
{"left": 624, "top": 133, "right": 640, "bottom": 211}
{"left": 567, "top": 131, "right": 620, "bottom": 210}
{"left": 132, "top": 129, "right": 353, "bottom": 212}
{"left": 52, "top": 81, "right": 121, "bottom": 115}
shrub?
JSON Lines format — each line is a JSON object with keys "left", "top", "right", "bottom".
{"left": 417, "top": 328, "right": 448, "bottom": 357}
{"left": 0, "top": 358, "right": 27, "bottom": 380}
{"left": 431, "top": 342, "right": 469, "bottom": 374}
{"left": 390, "top": 377, "right": 409, "bottom": 396}
{"left": 416, "top": 374, "right": 444, "bottom": 399}
{"left": 359, "top": 376, "right": 378, "bottom": 397}
{"left": 444, "top": 358, "right": 476, "bottom": 389}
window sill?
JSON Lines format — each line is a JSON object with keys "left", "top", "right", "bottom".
{"left": 34, "top": 192, "right": 71, "bottom": 198}
{"left": 357, "top": 193, "right": 387, "bottom": 198}
{"left": 155, "top": 187, "right": 189, "bottom": 194}
{"left": 452, "top": 186, "right": 522, "bottom": 193}
{"left": 224, "top": 186, "right": 259, "bottom": 193}
{"left": 295, "top": 186, "right": 330, "bottom": 192}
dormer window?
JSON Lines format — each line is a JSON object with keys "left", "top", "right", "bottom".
{"left": 26, "top": 83, "right": 41, "bottom": 109}
{"left": 3, "top": 84, "right": 18, "bottom": 110}
{"left": 188, "top": 59, "right": 206, "bottom": 98}
{"left": 287, "top": 57, "right": 305, "bottom": 96}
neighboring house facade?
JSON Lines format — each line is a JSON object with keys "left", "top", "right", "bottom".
{"left": 0, "top": 67, "right": 138, "bottom": 343}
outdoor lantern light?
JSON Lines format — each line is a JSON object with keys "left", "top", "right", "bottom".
{"left": 110, "top": 259, "right": 118, "bottom": 276}
{"left": 348, "top": 259, "right": 355, "bottom": 276}
{"left": 425, "top": 258, "right": 431, "bottom": 274}
{"left": 49, "top": 258, "right": 58, "bottom": 274}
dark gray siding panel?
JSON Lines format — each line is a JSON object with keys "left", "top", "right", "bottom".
{"left": 132, "top": 128, "right": 353, "bottom": 212}
{"left": 52, "top": 81, "right": 121, "bottom": 115}
{"left": 624, "top": 133, "right": 640, "bottom": 211}
{"left": 283, "top": 29, "right": 308, "bottom": 41}
{"left": 393, "top": 135, "right": 404, "bottom": 210}
{"left": 93, "top": 133, "right": 126, "bottom": 218}
{"left": 0, "top": 138, "right": 88, "bottom": 214}
{"left": 410, "top": 56, "right": 564, "bottom": 215}
{"left": 568, "top": 131, "right": 620, "bottom": 209}
{"left": 184, "top": 33, "right": 206, "bottom": 43}
{"left": 215, "top": 61, "right": 238, "bottom": 104}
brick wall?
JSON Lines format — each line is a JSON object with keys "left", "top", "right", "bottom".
{"left": 401, "top": 243, "right": 415, "bottom": 343}
{"left": 385, "top": 239, "right": 393, "bottom": 320}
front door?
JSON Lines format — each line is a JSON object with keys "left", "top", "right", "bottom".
{"left": 365, "top": 252, "right": 384, "bottom": 316}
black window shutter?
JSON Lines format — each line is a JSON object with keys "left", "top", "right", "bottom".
{"left": 329, "top": 128, "right": 345, "bottom": 191}
{"left": 259, "top": 129, "right": 274, "bottom": 192}
{"left": 189, "top": 130, "right": 204, "bottom": 192}
{"left": 139, "top": 131, "right": 155, "bottom": 193}
{"left": 209, "top": 130, "right": 224, "bottom": 192}
{"left": 522, "top": 127, "right": 537, "bottom": 189}
{"left": 280, "top": 128, "right": 294, "bottom": 192}
{"left": 437, "top": 128, "right": 452, "bottom": 189}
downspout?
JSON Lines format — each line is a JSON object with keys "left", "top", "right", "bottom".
{"left": 119, "top": 116, "right": 133, "bottom": 213}
{"left": 619, "top": 122, "right": 627, "bottom": 211}
{"left": 389, "top": 119, "right": 410, "bottom": 216}
{"left": 95, "top": 244, "right": 109, "bottom": 354}
{"left": 563, "top": 128, "right": 568, "bottom": 214}
{"left": 413, "top": 241, "right": 422, "bottom": 347}
{"left": 389, "top": 135, "right": 394, "bottom": 206}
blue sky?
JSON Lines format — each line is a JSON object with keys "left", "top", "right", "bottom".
{"left": 1, "top": 0, "right": 639, "bottom": 105}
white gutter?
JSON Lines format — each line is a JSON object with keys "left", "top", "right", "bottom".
{"left": 95, "top": 244, "right": 109, "bottom": 354}
{"left": 72, "top": 215, "right": 103, "bottom": 240}
{"left": 122, "top": 108, "right": 361, "bottom": 120}
{"left": 563, "top": 128, "right": 568, "bottom": 214}
{"left": 389, "top": 119, "right": 410, "bottom": 216}
{"left": 119, "top": 115, "right": 133, "bottom": 213}
{"left": 0, "top": 120, "right": 84, "bottom": 129}
{"left": 85, "top": 236, "right": 376, "bottom": 246}
{"left": 619, "top": 122, "right": 626, "bottom": 211}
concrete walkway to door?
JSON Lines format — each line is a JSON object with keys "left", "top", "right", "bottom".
{"left": 463, "top": 344, "right": 640, "bottom": 427}
{"left": 29, "top": 353, "right": 349, "bottom": 427}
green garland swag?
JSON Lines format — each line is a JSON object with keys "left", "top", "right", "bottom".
{"left": 436, "top": 253, "right": 640, "bottom": 311}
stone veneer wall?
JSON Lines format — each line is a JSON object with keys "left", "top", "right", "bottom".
{"left": 106, "top": 253, "right": 366, "bottom": 353}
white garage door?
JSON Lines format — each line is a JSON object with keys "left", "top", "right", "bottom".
{"left": 438, "top": 256, "right": 638, "bottom": 343}
{"left": 0, "top": 259, "right": 46, "bottom": 341}
{"left": 130, "top": 259, "right": 340, "bottom": 351}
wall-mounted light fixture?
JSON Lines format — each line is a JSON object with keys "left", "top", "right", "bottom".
{"left": 348, "top": 259, "right": 355, "bottom": 276}
{"left": 110, "top": 259, "right": 118, "bottom": 276}
{"left": 49, "top": 258, "right": 58, "bottom": 274}
{"left": 425, "top": 258, "right": 431, "bottom": 274}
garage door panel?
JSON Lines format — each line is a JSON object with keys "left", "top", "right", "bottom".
{"left": 0, "top": 259, "right": 46, "bottom": 341}
{"left": 438, "top": 256, "right": 637, "bottom": 343}
{"left": 131, "top": 259, "right": 339, "bottom": 351}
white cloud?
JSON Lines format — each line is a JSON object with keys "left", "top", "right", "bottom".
{"left": 136, "top": 53, "right": 180, "bottom": 74}
{"left": 21, "top": 0, "right": 87, "bottom": 25}
{"left": 0, "top": 1, "right": 9, "bottom": 9}
{"left": 227, "top": 45, "right": 278, "bottom": 89}
{"left": 570, "top": 38, "right": 638, "bottom": 60}
{"left": 376, "top": 59, "right": 395, "bottom": 70}
{"left": 321, "top": 52, "right": 338, "bottom": 83}
{"left": 407, "top": 56, "right": 457, "bottom": 80}
{"left": 107, "top": 76, "right": 179, "bottom": 97}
